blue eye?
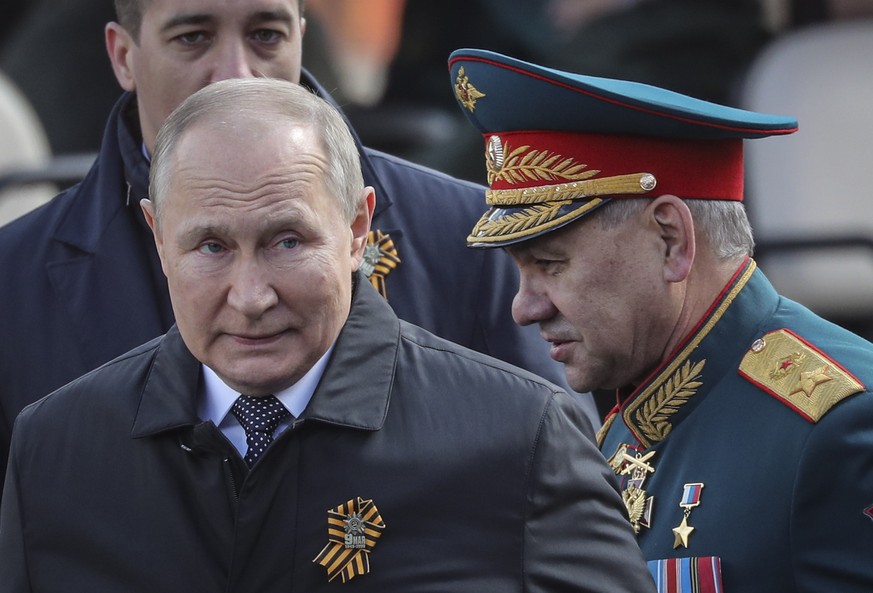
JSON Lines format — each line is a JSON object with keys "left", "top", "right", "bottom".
{"left": 199, "top": 242, "right": 224, "bottom": 254}
{"left": 279, "top": 238, "right": 299, "bottom": 249}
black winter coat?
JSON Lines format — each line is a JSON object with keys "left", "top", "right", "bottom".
{"left": 1, "top": 277, "right": 653, "bottom": 593}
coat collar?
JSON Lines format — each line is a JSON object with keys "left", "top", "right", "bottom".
{"left": 132, "top": 272, "right": 400, "bottom": 437}
{"left": 612, "top": 259, "right": 780, "bottom": 448}
{"left": 51, "top": 93, "right": 144, "bottom": 253}
{"left": 44, "top": 93, "right": 172, "bottom": 370}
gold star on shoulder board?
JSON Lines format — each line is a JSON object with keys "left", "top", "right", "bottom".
{"left": 792, "top": 365, "right": 833, "bottom": 397}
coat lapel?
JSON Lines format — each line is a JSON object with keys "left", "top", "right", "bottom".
{"left": 46, "top": 95, "right": 167, "bottom": 372}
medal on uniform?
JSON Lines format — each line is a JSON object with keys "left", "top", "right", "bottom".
{"left": 609, "top": 444, "right": 656, "bottom": 534}
{"left": 672, "top": 482, "right": 704, "bottom": 549}
{"left": 313, "top": 497, "right": 386, "bottom": 583}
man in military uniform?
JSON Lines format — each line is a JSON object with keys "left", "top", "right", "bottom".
{"left": 449, "top": 48, "right": 873, "bottom": 592}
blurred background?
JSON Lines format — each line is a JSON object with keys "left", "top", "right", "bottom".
{"left": 1, "top": 0, "right": 872, "bottom": 332}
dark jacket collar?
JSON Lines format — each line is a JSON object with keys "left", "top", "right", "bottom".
{"left": 132, "top": 272, "right": 400, "bottom": 437}
{"left": 52, "top": 93, "right": 148, "bottom": 253}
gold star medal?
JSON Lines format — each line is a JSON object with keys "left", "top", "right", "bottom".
{"left": 313, "top": 497, "right": 386, "bottom": 583}
{"left": 361, "top": 230, "right": 401, "bottom": 299}
{"left": 672, "top": 482, "right": 704, "bottom": 549}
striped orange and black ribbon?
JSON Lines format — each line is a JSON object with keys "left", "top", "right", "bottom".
{"left": 313, "top": 497, "right": 386, "bottom": 583}
{"left": 362, "top": 230, "right": 401, "bottom": 299}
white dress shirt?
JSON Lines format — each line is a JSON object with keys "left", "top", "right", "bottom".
{"left": 197, "top": 346, "right": 334, "bottom": 457}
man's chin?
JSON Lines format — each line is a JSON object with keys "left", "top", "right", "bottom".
{"left": 212, "top": 359, "right": 302, "bottom": 395}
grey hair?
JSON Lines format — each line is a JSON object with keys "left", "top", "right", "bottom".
{"left": 149, "top": 77, "right": 363, "bottom": 225}
{"left": 593, "top": 197, "right": 755, "bottom": 260}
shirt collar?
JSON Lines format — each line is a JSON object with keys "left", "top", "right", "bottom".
{"left": 197, "top": 345, "right": 335, "bottom": 425}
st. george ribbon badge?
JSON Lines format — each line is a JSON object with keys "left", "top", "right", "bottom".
{"left": 313, "top": 497, "right": 386, "bottom": 583}
{"left": 361, "top": 230, "right": 401, "bottom": 299}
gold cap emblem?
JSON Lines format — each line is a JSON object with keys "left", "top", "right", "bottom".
{"left": 454, "top": 67, "right": 486, "bottom": 112}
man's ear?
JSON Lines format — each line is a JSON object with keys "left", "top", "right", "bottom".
{"left": 106, "top": 22, "right": 137, "bottom": 92}
{"left": 140, "top": 198, "right": 158, "bottom": 234}
{"left": 350, "top": 187, "right": 376, "bottom": 269}
{"left": 140, "top": 198, "right": 168, "bottom": 275}
{"left": 649, "top": 194, "right": 695, "bottom": 283}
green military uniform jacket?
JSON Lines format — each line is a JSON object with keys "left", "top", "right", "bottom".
{"left": 599, "top": 259, "right": 873, "bottom": 592}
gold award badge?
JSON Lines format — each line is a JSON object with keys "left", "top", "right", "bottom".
{"left": 609, "top": 444, "right": 656, "bottom": 534}
{"left": 672, "top": 482, "right": 704, "bottom": 549}
{"left": 313, "top": 497, "right": 386, "bottom": 583}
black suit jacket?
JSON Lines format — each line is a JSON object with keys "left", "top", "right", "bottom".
{"left": 0, "top": 276, "right": 654, "bottom": 592}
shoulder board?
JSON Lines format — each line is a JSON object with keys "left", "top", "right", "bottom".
{"left": 739, "top": 329, "right": 865, "bottom": 422}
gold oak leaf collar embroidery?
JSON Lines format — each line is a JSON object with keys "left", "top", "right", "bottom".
{"left": 314, "top": 497, "right": 386, "bottom": 583}
{"left": 624, "top": 358, "right": 707, "bottom": 448}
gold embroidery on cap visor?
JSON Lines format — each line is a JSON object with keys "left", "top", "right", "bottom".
{"left": 468, "top": 137, "right": 657, "bottom": 247}
{"left": 467, "top": 199, "right": 606, "bottom": 246}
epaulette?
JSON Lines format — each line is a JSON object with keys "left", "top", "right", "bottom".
{"left": 739, "top": 329, "right": 864, "bottom": 422}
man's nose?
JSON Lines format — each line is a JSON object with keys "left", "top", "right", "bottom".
{"left": 511, "top": 280, "right": 556, "bottom": 327}
{"left": 210, "top": 42, "right": 258, "bottom": 82}
{"left": 227, "top": 260, "right": 279, "bottom": 318}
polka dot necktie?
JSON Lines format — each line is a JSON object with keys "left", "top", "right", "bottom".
{"left": 230, "top": 394, "right": 291, "bottom": 467}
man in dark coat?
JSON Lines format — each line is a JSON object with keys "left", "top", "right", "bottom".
{"left": 0, "top": 0, "right": 597, "bottom": 498}
{"left": 0, "top": 78, "right": 655, "bottom": 592}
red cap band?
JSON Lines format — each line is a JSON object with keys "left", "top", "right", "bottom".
{"left": 487, "top": 130, "right": 745, "bottom": 201}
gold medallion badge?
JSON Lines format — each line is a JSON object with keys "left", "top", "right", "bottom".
{"left": 362, "top": 230, "right": 401, "bottom": 299}
{"left": 313, "top": 497, "right": 386, "bottom": 583}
